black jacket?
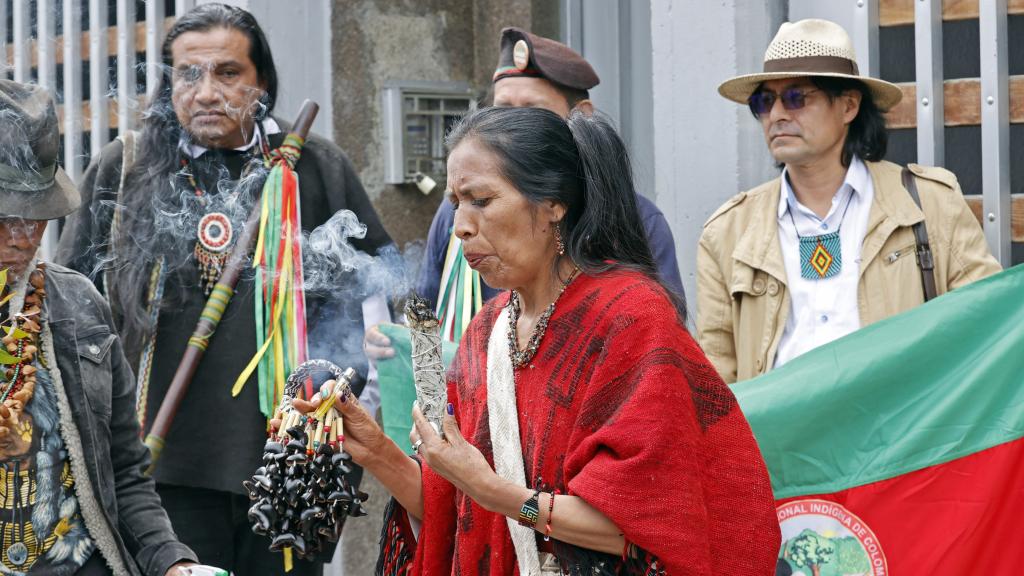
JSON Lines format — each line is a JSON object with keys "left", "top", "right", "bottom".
{"left": 44, "top": 264, "right": 196, "bottom": 576}
{"left": 56, "top": 121, "right": 393, "bottom": 494}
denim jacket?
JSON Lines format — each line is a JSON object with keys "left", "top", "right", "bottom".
{"left": 43, "top": 264, "right": 196, "bottom": 576}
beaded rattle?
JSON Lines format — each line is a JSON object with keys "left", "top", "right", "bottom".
{"left": 244, "top": 360, "right": 367, "bottom": 559}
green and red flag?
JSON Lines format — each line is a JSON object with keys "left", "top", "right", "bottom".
{"left": 734, "top": 265, "right": 1024, "bottom": 576}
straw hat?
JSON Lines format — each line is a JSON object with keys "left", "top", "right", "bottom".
{"left": 718, "top": 19, "right": 903, "bottom": 111}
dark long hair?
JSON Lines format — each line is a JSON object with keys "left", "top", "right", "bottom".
{"left": 445, "top": 106, "right": 686, "bottom": 321}
{"left": 811, "top": 77, "right": 888, "bottom": 166}
{"left": 752, "top": 77, "right": 888, "bottom": 168}
{"left": 111, "top": 3, "right": 278, "bottom": 346}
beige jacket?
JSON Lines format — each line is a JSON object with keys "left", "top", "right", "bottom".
{"left": 697, "top": 160, "right": 1001, "bottom": 384}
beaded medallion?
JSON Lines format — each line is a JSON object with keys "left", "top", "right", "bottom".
{"left": 194, "top": 211, "right": 234, "bottom": 293}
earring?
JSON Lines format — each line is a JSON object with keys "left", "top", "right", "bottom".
{"left": 554, "top": 225, "right": 565, "bottom": 256}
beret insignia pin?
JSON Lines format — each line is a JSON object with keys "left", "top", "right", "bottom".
{"left": 513, "top": 39, "right": 530, "bottom": 70}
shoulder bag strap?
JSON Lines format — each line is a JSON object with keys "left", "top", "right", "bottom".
{"left": 106, "top": 130, "right": 165, "bottom": 425}
{"left": 104, "top": 130, "right": 138, "bottom": 298}
{"left": 901, "top": 167, "right": 938, "bottom": 302}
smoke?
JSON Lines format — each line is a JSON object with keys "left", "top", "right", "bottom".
{"left": 302, "top": 209, "right": 424, "bottom": 372}
{"left": 2, "top": 18, "right": 427, "bottom": 378}
{"left": 79, "top": 57, "right": 271, "bottom": 277}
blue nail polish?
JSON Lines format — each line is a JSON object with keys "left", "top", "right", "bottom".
{"left": 447, "top": 403, "right": 454, "bottom": 416}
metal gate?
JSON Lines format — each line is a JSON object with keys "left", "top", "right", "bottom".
{"left": 857, "top": 0, "right": 1023, "bottom": 266}
{"left": 1, "top": 0, "right": 197, "bottom": 256}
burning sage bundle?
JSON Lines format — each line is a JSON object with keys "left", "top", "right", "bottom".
{"left": 404, "top": 294, "right": 447, "bottom": 438}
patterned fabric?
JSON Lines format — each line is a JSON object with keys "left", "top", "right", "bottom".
{"left": 0, "top": 362, "right": 94, "bottom": 574}
{"left": 798, "top": 231, "right": 842, "bottom": 279}
{"left": 379, "top": 271, "right": 780, "bottom": 575}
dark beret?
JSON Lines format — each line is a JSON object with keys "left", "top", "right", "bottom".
{"left": 492, "top": 27, "right": 600, "bottom": 91}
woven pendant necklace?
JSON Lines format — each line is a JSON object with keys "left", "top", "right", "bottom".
{"left": 790, "top": 191, "right": 854, "bottom": 280}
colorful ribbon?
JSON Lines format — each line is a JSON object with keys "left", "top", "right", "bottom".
{"left": 233, "top": 134, "right": 309, "bottom": 418}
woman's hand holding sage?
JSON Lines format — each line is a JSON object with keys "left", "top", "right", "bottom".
{"left": 411, "top": 403, "right": 496, "bottom": 501}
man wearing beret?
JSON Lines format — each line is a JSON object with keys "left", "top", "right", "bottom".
{"left": 697, "top": 19, "right": 1000, "bottom": 384}
{"left": 364, "top": 27, "right": 684, "bottom": 360}
{"left": 0, "top": 79, "right": 199, "bottom": 576}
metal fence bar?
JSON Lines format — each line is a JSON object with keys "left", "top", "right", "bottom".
{"left": 980, "top": 0, "right": 1011, "bottom": 265}
{"left": 0, "top": 1, "right": 8, "bottom": 77}
{"left": 36, "top": 0, "right": 59, "bottom": 262}
{"left": 36, "top": 0, "right": 56, "bottom": 92}
{"left": 560, "top": 0, "right": 583, "bottom": 51}
{"left": 116, "top": 0, "right": 135, "bottom": 134}
{"left": 90, "top": 0, "right": 110, "bottom": 153}
{"left": 63, "top": 0, "right": 83, "bottom": 181}
{"left": 853, "top": 0, "right": 879, "bottom": 78}
{"left": 12, "top": 0, "right": 29, "bottom": 82}
{"left": 914, "top": 0, "right": 944, "bottom": 165}
{"left": 175, "top": 0, "right": 195, "bottom": 17}
{"left": 145, "top": 0, "right": 165, "bottom": 98}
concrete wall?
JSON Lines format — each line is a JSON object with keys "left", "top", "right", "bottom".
{"left": 650, "top": 0, "right": 786, "bottom": 315}
{"left": 331, "top": 0, "right": 540, "bottom": 249}
{"left": 574, "top": 0, "right": 657, "bottom": 200}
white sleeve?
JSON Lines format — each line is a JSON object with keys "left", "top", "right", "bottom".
{"left": 358, "top": 293, "right": 391, "bottom": 417}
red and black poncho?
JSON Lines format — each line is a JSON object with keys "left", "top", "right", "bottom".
{"left": 379, "top": 270, "right": 780, "bottom": 575}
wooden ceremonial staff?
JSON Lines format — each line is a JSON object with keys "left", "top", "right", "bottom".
{"left": 144, "top": 100, "right": 320, "bottom": 474}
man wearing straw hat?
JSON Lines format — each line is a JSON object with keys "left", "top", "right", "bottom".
{"left": 697, "top": 18, "right": 999, "bottom": 384}
{"left": 0, "top": 79, "right": 200, "bottom": 576}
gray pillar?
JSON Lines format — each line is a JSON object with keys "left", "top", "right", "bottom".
{"left": 650, "top": 0, "right": 784, "bottom": 313}
{"left": 569, "top": 0, "right": 656, "bottom": 200}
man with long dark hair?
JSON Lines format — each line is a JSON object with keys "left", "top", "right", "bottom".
{"left": 57, "top": 4, "right": 391, "bottom": 574}
{"left": 697, "top": 19, "right": 999, "bottom": 384}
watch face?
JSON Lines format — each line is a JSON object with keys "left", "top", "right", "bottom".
{"left": 513, "top": 39, "right": 530, "bottom": 70}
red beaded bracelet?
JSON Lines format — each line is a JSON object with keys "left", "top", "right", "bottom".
{"left": 543, "top": 491, "right": 556, "bottom": 541}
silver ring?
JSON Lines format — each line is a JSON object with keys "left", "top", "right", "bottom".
{"left": 413, "top": 439, "right": 423, "bottom": 453}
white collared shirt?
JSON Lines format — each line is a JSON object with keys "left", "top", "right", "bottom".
{"left": 179, "top": 117, "right": 282, "bottom": 159}
{"left": 774, "top": 156, "right": 875, "bottom": 369}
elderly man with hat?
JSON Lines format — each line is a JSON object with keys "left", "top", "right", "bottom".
{"left": 696, "top": 19, "right": 1000, "bottom": 384}
{"left": 364, "top": 27, "right": 684, "bottom": 362}
{"left": 0, "top": 80, "right": 201, "bottom": 575}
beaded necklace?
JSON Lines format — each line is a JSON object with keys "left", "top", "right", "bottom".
{"left": 789, "top": 190, "right": 854, "bottom": 280}
{"left": 1, "top": 263, "right": 46, "bottom": 407}
{"left": 506, "top": 266, "right": 581, "bottom": 369}
{"left": 0, "top": 263, "right": 45, "bottom": 568}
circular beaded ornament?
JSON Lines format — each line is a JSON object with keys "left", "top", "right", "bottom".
{"left": 197, "top": 212, "right": 233, "bottom": 252}
{"left": 194, "top": 212, "right": 235, "bottom": 293}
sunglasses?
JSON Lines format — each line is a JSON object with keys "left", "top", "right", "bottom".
{"left": 748, "top": 88, "right": 821, "bottom": 117}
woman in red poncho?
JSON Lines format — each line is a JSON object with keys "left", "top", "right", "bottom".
{"left": 322, "top": 107, "right": 781, "bottom": 574}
